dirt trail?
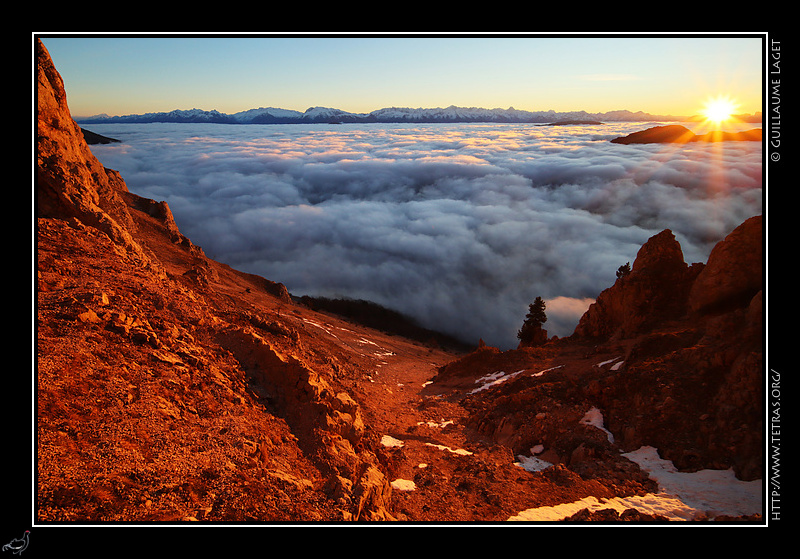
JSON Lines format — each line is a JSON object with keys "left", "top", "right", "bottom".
{"left": 284, "top": 308, "right": 468, "bottom": 445}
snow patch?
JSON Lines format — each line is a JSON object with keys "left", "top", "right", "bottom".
{"left": 580, "top": 406, "right": 615, "bottom": 443}
{"left": 515, "top": 454, "right": 554, "bottom": 473}
{"left": 622, "top": 446, "right": 762, "bottom": 519}
{"left": 469, "top": 369, "right": 525, "bottom": 394}
{"left": 418, "top": 419, "right": 454, "bottom": 429}
{"left": 515, "top": 444, "right": 552, "bottom": 472}
{"left": 533, "top": 365, "right": 564, "bottom": 377}
{"left": 596, "top": 356, "right": 623, "bottom": 368}
{"left": 425, "top": 443, "right": 473, "bottom": 456}
{"left": 471, "top": 370, "right": 517, "bottom": 392}
{"left": 508, "top": 493, "right": 699, "bottom": 522}
{"left": 382, "top": 434, "right": 471, "bottom": 456}
{"left": 509, "top": 445, "right": 762, "bottom": 521}
{"left": 302, "top": 318, "right": 339, "bottom": 340}
{"left": 468, "top": 364, "right": 565, "bottom": 398}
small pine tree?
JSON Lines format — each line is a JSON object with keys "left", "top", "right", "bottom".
{"left": 616, "top": 262, "right": 631, "bottom": 279}
{"left": 517, "top": 296, "right": 547, "bottom": 346}
{"left": 526, "top": 296, "right": 547, "bottom": 326}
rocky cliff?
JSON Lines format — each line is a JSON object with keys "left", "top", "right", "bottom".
{"left": 34, "top": 37, "right": 763, "bottom": 526}
{"left": 573, "top": 228, "right": 702, "bottom": 339}
{"left": 572, "top": 216, "right": 761, "bottom": 342}
{"left": 36, "top": 38, "right": 402, "bottom": 523}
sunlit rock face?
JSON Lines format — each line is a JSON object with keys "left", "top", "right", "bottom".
{"left": 574, "top": 229, "right": 700, "bottom": 340}
{"left": 36, "top": 38, "right": 145, "bottom": 261}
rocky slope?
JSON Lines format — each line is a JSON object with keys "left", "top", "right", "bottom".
{"left": 34, "top": 38, "right": 763, "bottom": 524}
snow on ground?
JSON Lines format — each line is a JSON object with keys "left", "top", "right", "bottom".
{"left": 515, "top": 454, "right": 554, "bottom": 473}
{"left": 302, "top": 318, "right": 339, "bottom": 339}
{"left": 596, "top": 356, "right": 625, "bottom": 371}
{"left": 424, "top": 442, "right": 473, "bottom": 456}
{"left": 621, "top": 446, "right": 762, "bottom": 519}
{"left": 533, "top": 365, "right": 564, "bottom": 376}
{"left": 383, "top": 432, "right": 473, "bottom": 493}
{"left": 382, "top": 433, "right": 473, "bottom": 457}
{"left": 418, "top": 419, "right": 454, "bottom": 428}
{"left": 469, "top": 365, "right": 564, "bottom": 394}
{"left": 469, "top": 369, "right": 525, "bottom": 394}
{"left": 596, "top": 356, "right": 622, "bottom": 368}
{"left": 509, "top": 446, "right": 762, "bottom": 521}
{"left": 580, "top": 406, "right": 615, "bottom": 443}
{"left": 303, "top": 319, "right": 395, "bottom": 362}
{"left": 510, "top": 409, "right": 762, "bottom": 521}
{"left": 382, "top": 396, "right": 762, "bottom": 521}
{"left": 507, "top": 493, "right": 700, "bottom": 522}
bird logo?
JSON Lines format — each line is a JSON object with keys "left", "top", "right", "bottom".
{"left": 2, "top": 531, "right": 29, "bottom": 556}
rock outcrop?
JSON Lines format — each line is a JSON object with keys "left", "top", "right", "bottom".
{"left": 36, "top": 39, "right": 146, "bottom": 263}
{"left": 574, "top": 229, "right": 702, "bottom": 340}
{"left": 575, "top": 217, "right": 761, "bottom": 341}
{"left": 688, "top": 216, "right": 763, "bottom": 314}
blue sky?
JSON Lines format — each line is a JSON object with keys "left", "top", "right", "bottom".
{"left": 39, "top": 33, "right": 764, "bottom": 118}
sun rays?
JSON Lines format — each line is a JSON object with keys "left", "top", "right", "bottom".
{"left": 700, "top": 94, "right": 741, "bottom": 126}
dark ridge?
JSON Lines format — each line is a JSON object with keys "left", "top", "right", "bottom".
{"left": 611, "top": 124, "right": 762, "bottom": 144}
{"left": 298, "top": 295, "right": 473, "bottom": 352}
{"left": 544, "top": 120, "right": 604, "bottom": 126}
{"left": 80, "top": 128, "right": 120, "bottom": 145}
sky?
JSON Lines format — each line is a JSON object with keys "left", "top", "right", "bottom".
{"left": 38, "top": 33, "right": 765, "bottom": 119}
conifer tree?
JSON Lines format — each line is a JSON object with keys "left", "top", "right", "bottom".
{"left": 517, "top": 296, "right": 547, "bottom": 346}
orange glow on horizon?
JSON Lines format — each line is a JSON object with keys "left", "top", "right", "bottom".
{"left": 699, "top": 95, "right": 740, "bottom": 126}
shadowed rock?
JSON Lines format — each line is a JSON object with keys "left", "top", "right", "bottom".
{"left": 611, "top": 124, "right": 762, "bottom": 144}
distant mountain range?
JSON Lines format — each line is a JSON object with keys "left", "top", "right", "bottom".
{"left": 73, "top": 105, "right": 764, "bottom": 125}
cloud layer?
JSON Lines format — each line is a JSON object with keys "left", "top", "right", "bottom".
{"left": 89, "top": 122, "right": 762, "bottom": 348}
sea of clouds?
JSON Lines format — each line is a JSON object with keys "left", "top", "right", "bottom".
{"left": 86, "top": 121, "right": 762, "bottom": 348}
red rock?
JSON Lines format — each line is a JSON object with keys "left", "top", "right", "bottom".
{"left": 36, "top": 39, "right": 147, "bottom": 263}
{"left": 688, "top": 216, "right": 763, "bottom": 314}
{"left": 574, "top": 229, "right": 696, "bottom": 339}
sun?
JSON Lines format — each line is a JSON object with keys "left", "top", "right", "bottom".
{"left": 700, "top": 95, "right": 739, "bottom": 125}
